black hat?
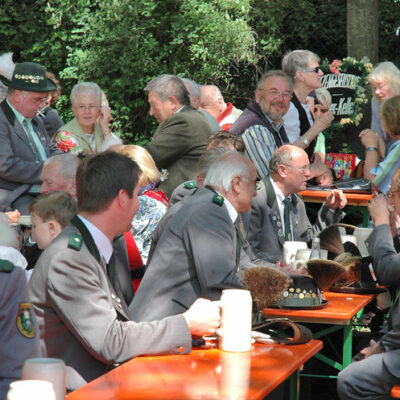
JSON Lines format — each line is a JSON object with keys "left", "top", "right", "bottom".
{"left": 0, "top": 62, "right": 56, "bottom": 92}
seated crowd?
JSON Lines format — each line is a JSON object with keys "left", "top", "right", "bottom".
{"left": 1, "top": 48, "right": 400, "bottom": 400}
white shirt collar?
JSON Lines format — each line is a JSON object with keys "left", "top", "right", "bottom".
{"left": 216, "top": 190, "right": 238, "bottom": 223}
{"left": 175, "top": 105, "right": 184, "bottom": 113}
{"left": 77, "top": 215, "right": 113, "bottom": 264}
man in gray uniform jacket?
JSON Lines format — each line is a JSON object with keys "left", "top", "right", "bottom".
{"left": 130, "top": 152, "right": 258, "bottom": 321}
{"left": 0, "top": 260, "right": 40, "bottom": 398}
{"left": 244, "top": 144, "right": 346, "bottom": 264}
{"left": 337, "top": 166, "right": 400, "bottom": 399}
{"left": 28, "top": 152, "right": 220, "bottom": 391}
{"left": 0, "top": 54, "right": 61, "bottom": 212}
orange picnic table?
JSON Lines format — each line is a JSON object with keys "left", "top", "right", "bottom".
{"left": 66, "top": 340, "right": 323, "bottom": 400}
{"left": 263, "top": 291, "right": 376, "bottom": 377}
{"left": 299, "top": 190, "right": 373, "bottom": 227}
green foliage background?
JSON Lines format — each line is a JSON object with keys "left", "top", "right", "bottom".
{"left": 0, "top": 0, "right": 399, "bottom": 146}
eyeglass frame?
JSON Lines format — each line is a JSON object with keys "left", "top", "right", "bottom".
{"left": 281, "top": 164, "right": 311, "bottom": 173}
{"left": 258, "top": 88, "right": 292, "bottom": 101}
{"left": 300, "top": 66, "right": 321, "bottom": 74}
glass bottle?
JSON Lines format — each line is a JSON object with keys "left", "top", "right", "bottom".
{"left": 309, "top": 238, "right": 321, "bottom": 259}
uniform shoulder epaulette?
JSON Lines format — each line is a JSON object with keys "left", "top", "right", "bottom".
{"left": 68, "top": 232, "right": 83, "bottom": 251}
{"left": 0, "top": 259, "right": 14, "bottom": 272}
{"left": 212, "top": 193, "right": 224, "bottom": 206}
{"left": 184, "top": 180, "right": 198, "bottom": 190}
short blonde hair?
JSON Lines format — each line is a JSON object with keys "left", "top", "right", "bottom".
{"left": 120, "top": 145, "right": 161, "bottom": 187}
{"left": 381, "top": 95, "right": 400, "bottom": 137}
{"left": 367, "top": 62, "right": 400, "bottom": 95}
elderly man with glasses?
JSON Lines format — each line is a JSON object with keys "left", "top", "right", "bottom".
{"left": 0, "top": 53, "right": 61, "bottom": 213}
{"left": 243, "top": 144, "right": 346, "bottom": 265}
{"left": 230, "top": 70, "right": 293, "bottom": 179}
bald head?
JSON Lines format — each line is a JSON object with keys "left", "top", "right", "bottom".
{"left": 269, "top": 145, "right": 311, "bottom": 196}
{"left": 40, "top": 153, "right": 81, "bottom": 197}
{"left": 200, "top": 85, "right": 226, "bottom": 120}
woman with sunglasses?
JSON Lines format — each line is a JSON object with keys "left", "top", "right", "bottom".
{"left": 282, "top": 50, "right": 334, "bottom": 184}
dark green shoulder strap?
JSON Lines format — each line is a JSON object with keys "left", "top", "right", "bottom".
{"left": 70, "top": 215, "right": 101, "bottom": 264}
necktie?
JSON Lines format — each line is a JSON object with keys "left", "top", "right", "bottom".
{"left": 234, "top": 218, "right": 242, "bottom": 268}
{"left": 22, "top": 119, "right": 42, "bottom": 161}
{"left": 283, "top": 198, "right": 292, "bottom": 241}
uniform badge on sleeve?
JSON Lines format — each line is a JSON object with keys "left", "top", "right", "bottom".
{"left": 16, "top": 302, "right": 35, "bottom": 338}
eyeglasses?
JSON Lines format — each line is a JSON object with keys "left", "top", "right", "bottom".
{"left": 259, "top": 89, "right": 292, "bottom": 101}
{"left": 282, "top": 164, "right": 311, "bottom": 173}
{"left": 301, "top": 66, "right": 321, "bottom": 74}
{"left": 77, "top": 105, "right": 99, "bottom": 112}
{"left": 242, "top": 176, "right": 261, "bottom": 189}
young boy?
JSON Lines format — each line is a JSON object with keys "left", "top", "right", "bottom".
{"left": 29, "top": 191, "right": 77, "bottom": 249}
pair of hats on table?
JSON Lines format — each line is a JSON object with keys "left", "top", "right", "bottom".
{"left": 239, "top": 259, "right": 347, "bottom": 310}
{"left": 0, "top": 52, "right": 56, "bottom": 92}
{"left": 318, "top": 224, "right": 375, "bottom": 289}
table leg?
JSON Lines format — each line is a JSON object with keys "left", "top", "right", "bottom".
{"left": 289, "top": 369, "right": 300, "bottom": 400}
{"left": 362, "top": 207, "right": 370, "bottom": 227}
{"left": 342, "top": 324, "right": 353, "bottom": 367}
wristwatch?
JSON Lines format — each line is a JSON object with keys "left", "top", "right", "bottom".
{"left": 365, "top": 146, "right": 378, "bottom": 152}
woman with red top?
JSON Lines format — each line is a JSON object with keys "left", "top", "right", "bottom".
{"left": 119, "top": 145, "right": 169, "bottom": 290}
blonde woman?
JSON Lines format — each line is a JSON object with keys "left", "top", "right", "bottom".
{"left": 366, "top": 62, "right": 400, "bottom": 157}
{"left": 120, "top": 145, "right": 168, "bottom": 268}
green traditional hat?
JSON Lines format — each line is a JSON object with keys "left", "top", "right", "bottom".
{"left": 0, "top": 62, "right": 56, "bottom": 92}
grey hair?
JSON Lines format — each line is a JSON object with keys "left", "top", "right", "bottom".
{"left": 204, "top": 151, "right": 252, "bottom": 192}
{"left": 269, "top": 145, "right": 295, "bottom": 174}
{"left": 197, "top": 147, "right": 230, "bottom": 178}
{"left": 144, "top": 74, "right": 190, "bottom": 106}
{"left": 282, "top": 50, "right": 320, "bottom": 78}
{"left": 256, "top": 70, "right": 293, "bottom": 93}
{"left": 315, "top": 88, "right": 332, "bottom": 108}
{"left": 44, "top": 153, "right": 82, "bottom": 180}
{"left": 368, "top": 61, "right": 400, "bottom": 93}
{"left": 181, "top": 78, "right": 201, "bottom": 100}
{"left": 70, "top": 82, "right": 102, "bottom": 107}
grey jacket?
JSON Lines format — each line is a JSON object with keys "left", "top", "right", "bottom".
{"left": 130, "top": 187, "right": 249, "bottom": 322}
{"left": 0, "top": 101, "right": 60, "bottom": 204}
{"left": 243, "top": 177, "right": 344, "bottom": 264}
{"left": 28, "top": 224, "right": 191, "bottom": 390}
{"left": 368, "top": 224, "right": 400, "bottom": 378}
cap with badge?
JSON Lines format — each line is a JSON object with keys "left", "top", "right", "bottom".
{"left": 275, "top": 259, "right": 347, "bottom": 309}
{"left": 0, "top": 52, "right": 56, "bottom": 93}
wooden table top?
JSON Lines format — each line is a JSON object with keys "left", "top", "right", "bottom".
{"left": 299, "top": 190, "right": 372, "bottom": 207}
{"left": 392, "top": 385, "right": 400, "bottom": 398}
{"left": 263, "top": 291, "right": 375, "bottom": 325}
{"left": 66, "top": 340, "right": 322, "bottom": 400}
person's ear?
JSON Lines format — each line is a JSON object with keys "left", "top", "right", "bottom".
{"left": 231, "top": 176, "right": 242, "bottom": 194}
{"left": 48, "top": 220, "right": 63, "bottom": 239}
{"left": 277, "top": 164, "right": 288, "bottom": 178}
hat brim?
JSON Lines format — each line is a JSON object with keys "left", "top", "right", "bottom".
{"left": 0, "top": 76, "right": 57, "bottom": 92}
